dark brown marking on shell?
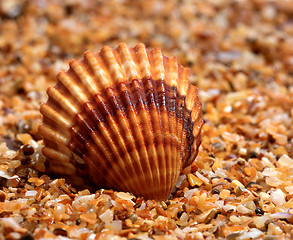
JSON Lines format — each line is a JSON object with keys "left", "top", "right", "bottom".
{"left": 68, "top": 78, "right": 196, "bottom": 174}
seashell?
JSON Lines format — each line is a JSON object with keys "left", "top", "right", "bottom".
{"left": 39, "top": 43, "right": 203, "bottom": 200}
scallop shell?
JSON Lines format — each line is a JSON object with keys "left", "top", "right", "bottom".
{"left": 39, "top": 43, "right": 203, "bottom": 200}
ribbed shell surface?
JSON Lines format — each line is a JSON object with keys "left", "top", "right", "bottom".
{"left": 39, "top": 43, "right": 203, "bottom": 200}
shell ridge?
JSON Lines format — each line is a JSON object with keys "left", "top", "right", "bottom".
{"left": 100, "top": 46, "right": 126, "bottom": 84}
{"left": 170, "top": 92, "right": 180, "bottom": 190}
{"left": 89, "top": 123, "right": 133, "bottom": 192}
{"left": 117, "top": 43, "right": 139, "bottom": 81}
{"left": 85, "top": 98, "right": 137, "bottom": 193}
{"left": 148, "top": 48, "right": 171, "bottom": 198}
{"left": 160, "top": 58, "right": 176, "bottom": 196}
{"left": 39, "top": 124, "right": 69, "bottom": 146}
{"left": 135, "top": 43, "right": 152, "bottom": 79}
{"left": 180, "top": 110, "right": 193, "bottom": 168}
{"left": 130, "top": 79, "right": 159, "bottom": 198}
{"left": 177, "top": 66, "right": 190, "bottom": 96}
{"left": 114, "top": 84, "right": 162, "bottom": 195}
{"left": 81, "top": 144, "right": 120, "bottom": 189}
{"left": 40, "top": 104, "right": 71, "bottom": 129}
{"left": 182, "top": 68, "right": 194, "bottom": 111}
{"left": 162, "top": 56, "right": 179, "bottom": 190}
{"left": 180, "top": 84, "right": 200, "bottom": 168}
{"left": 149, "top": 48, "right": 165, "bottom": 81}
{"left": 112, "top": 48, "right": 129, "bottom": 80}
{"left": 176, "top": 94, "right": 185, "bottom": 175}
{"left": 40, "top": 115, "right": 71, "bottom": 150}
{"left": 101, "top": 87, "right": 145, "bottom": 194}
{"left": 155, "top": 78, "right": 173, "bottom": 199}
{"left": 158, "top": 79, "right": 175, "bottom": 196}
{"left": 177, "top": 67, "right": 191, "bottom": 169}
{"left": 187, "top": 122, "right": 202, "bottom": 167}
{"left": 170, "top": 63, "right": 185, "bottom": 177}
{"left": 69, "top": 124, "right": 88, "bottom": 155}
{"left": 46, "top": 86, "right": 78, "bottom": 117}
{"left": 57, "top": 71, "right": 88, "bottom": 104}
{"left": 70, "top": 59, "right": 99, "bottom": 96}
{"left": 142, "top": 78, "right": 166, "bottom": 199}
{"left": 147, "top": 48, "right": 167, "bottom": 198}
{"left": 176, "top": 64, "right": 185, "bottom": 171}
{"left": 85, "top": 155, "right": 118, "bottom": 189}
{"left": 84, "top": 51, "right": 112, "bottom": 89}
{"left": 192, "top": 113, "right": 203, "bottom": 137}
{"left": 70, "top": 111, "right": 97, "bottom": 156}
{"left": 69, "top": 100, "right": 131, "bottom": 191}
{"left": 42, "top": 147, "right": 74, "bottom": 175}
{"left": 117, "top": 82, "right": 152, "bottom": 197}
{"left": 163, "top": 56, "right": 178, "bottom": 87}
{"left": 146, "top": 78, "right": 166, "bottom": 198}
{"left": 82, "top": 133, "right": 123, "bottom": 188}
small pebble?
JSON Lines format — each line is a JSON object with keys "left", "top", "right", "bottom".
{"left": 0, "top": 191, "right": 6, "bottom": 202}
{"left": 255, "top": 207, "right": 264, "bottom": 215}
{"left": 53, "top": 228, "right": 67, "bottom": 237}
{"left": 250, "top": 151, "right": 258, "bottom": 158}
{"left": 21, "top": 144, "right": 35, "bottom": 156}
{"left": 177, "top": 211, "right": 184, "bottom": 219}
{"left": 20, "top": 233, "right": 34, "bottom": 240}
{"left": 187, "top": 174, "right": 203, "bottom": 187}
{"left": 224, "top": 177, "right": 232, "bottom": 183}
{"left": 211, "top": 188, "right": 220, "bottom": 195}
{"left": 220, "top": 189, "right": 230, "bottom": 199}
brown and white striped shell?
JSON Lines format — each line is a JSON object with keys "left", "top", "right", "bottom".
{"left": 39, "top": 43, "right": 203, "bottom": 200}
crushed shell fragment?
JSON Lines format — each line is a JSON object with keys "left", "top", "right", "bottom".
{"left": 39, "top": 43, "right": 203, "bottom": 200}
